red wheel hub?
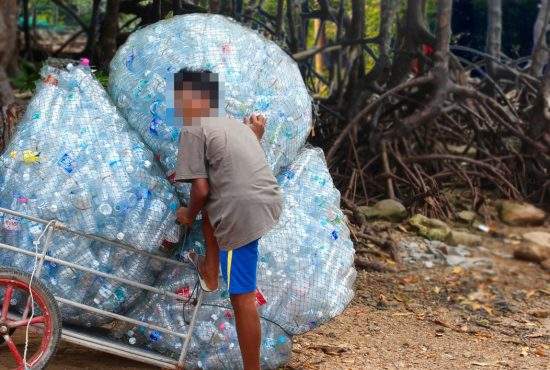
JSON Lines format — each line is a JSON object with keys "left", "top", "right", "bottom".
{"left": 0, "top": 277, "right": 53, "bottom": 370}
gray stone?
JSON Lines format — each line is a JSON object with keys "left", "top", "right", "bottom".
{"left": 513, "top": 243, "right": 550, "bottom": 263}
{"left": 456, "top": 210, "right": 477, "bottom": 224}
{"left": 358, "top": 199, "right": 408, "bottom": 222}
{"left": 447, "top": 230, "right": 482, "bottom": 247}
{"left": 522, "top": 231, "right": 550, "bottom": 248}
{"left": 409, "top": 214, "right": 451, "bottom": 241}
{"left": 497, "top": 201, "right": 546, "bottom": 226}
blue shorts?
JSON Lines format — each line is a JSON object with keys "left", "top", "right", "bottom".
{"left": 219, "top": 239, "right": 259, "bottom": 295}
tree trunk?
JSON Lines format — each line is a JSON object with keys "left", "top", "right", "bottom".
{"left": 486, "top": 0, "right": 504, "bottom": 78}
{"left": 485, "top": 0, "right": 517, "bottom": 80}
{"left": 0, "top": 0, "right": 18, "bottom": 106}
{"left": 275, "top": 0, "right": 284, "bottom": 36}
{"left": 366, "top": 0, "right": 397, "bottom": 86}
{"left": 530, "top": 0, "right": 549, "bottom": 77}
{"left": 434, "top": 0, "right": 452, "bottom": 66}
{"left": 173, "top": 0, "right": 182, "bottom": 15}
{"left": 388, "top": 0, "right": 434, "bottom": 87}
{"left": 220, "top": 0, "right": 232, "bottom": 15}
{"left": 97, "top": 0, "right": 121, "bottom": 69}
{"left": 530, "top": 66, "right": 550, "bottom": 146}
{"left": 399, "top": 0, "right": 453, "bottom": 131}
{"left": 22, "top": 0, "right": 31, "bottom": 57}
{"left": 340, "top": 0, "right": 366, "bottom": 114}
{"left": 85, "top": 0, "right": 103, "bottom": 58}
{"left": 209, "top": 0, "right": 220, "bottom": 13}
{"left": 286, "top": 0, "right": 299, "bottom": 53}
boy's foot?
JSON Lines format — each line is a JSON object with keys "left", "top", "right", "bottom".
{"left": 187, "top": 251, "right": 219, "bottom": 292}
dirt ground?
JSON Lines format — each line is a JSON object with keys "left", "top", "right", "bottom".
{"left": 2, "top": 224, "right": 549, "bottom": 370}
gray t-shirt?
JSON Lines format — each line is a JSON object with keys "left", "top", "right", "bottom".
{"left": 175, "top": 116, "right": 283, "bottom": 250}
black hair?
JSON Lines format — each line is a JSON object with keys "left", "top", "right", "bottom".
{"left": 174, "top": 69, "right": 219, "bottom": 109}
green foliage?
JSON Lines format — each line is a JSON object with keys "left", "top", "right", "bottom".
{"left": 20, "top": 0, "right": 99, "bottom": 30}
{"left": 10, "top": 60, "right": 41, "bottom": 93}
{"left": 94, "top": 70, "right": 110, "bottom": 89}
{"left": 262, "top": 0, "right": 278, "bottom": 14}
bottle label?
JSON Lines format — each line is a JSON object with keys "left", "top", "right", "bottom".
{"left": 3, "top": 218, "right": 20, "bottom": 231}
{"left": 43, "top": 75, "right": 59, "bottom": 86}
{"left": 176, "top": 285, "right": 191, "bottom": 299}
{"left": 166, "top": 171, "right": 176, "bottom": 183}
{"left": 58, "top": 153, "right": 75, "bottom": 173}
{"left": 255, "top": 288, "right": 267, "bottom": 307}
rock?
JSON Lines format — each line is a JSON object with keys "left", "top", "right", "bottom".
{"left": 541, "top": 259, "right": 550, "bottom": 272}
{"left": 409, "top": 214, "right": 451, "bottom": 241}
{"left": 447, "top": 230, "right": 482, "bottom": 247}
{"left": 522, "top": 231, "right": 550, "bottom": 248}
{"left": 358, "top": 199, "right": 407, "bottom": 222}
{"left": 497, "top": 201, "right": 546, "bottom": 226}
{"left": 434, "top": 143, "right": 477, "bottom": 157}
{"left": 513, "top": 243, "right": 550, "bottom": 263}
{"left": 456, "top": 210, "right": 477, "bottom": 224}
{"left": 447, "top": 144, "right": 477, "bottom": 157}
{"left": 445, "top": 255, "right": 493, "bottom": 269}
{"left": 530, "top": 309, "right": 550, "bottom": 319}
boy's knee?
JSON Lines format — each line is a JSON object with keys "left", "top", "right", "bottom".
{"left": 230, "top": 291, "right": 256, "bottom": 308}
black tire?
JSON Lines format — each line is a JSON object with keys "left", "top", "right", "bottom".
{"left": 0, "top": 328, "right": 15, "bottom": 345}
{"left": 0, "top": 267, "right": 62, "bottom": 370}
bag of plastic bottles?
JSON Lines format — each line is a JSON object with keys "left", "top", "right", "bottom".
{"left": 107, "top": 14, "right": 354, "bottom": 368}
{"left": 109, "top": 13, "right": 312, "bottom": 181}
{"left": 118, "top": 147, "right": 355, "bottom": 368}
{"left": 0, "top": 13, "right": 356, "bottom": 368}
{"left": 258, "top": 147, "right": 356, "bottom": 334}
{"left": 114, "top": 263, "right": 292, "bottom": 369}
{"left": 0, "top": 63, "right": 178, "bottom": 324}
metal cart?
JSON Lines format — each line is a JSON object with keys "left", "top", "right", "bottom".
{"left": 0, "top": 206, "right": 204, "bottom": 369}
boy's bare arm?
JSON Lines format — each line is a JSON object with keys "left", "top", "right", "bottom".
{"left": 244, "top": 114, "right": 266, "bottom": 141}
{"left": 176, "top": 178, "right": 209, "bottom": 224}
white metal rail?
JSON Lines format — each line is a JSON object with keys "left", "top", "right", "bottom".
{"left": 0, "top": 206, "right": 204, "bottom": 369}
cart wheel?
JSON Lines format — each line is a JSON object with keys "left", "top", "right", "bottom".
{"left": 0, "top": 268, "right": 61, "bottom": 370}
{"left": 0, "top": 327, "right": 16, "bottom": 344}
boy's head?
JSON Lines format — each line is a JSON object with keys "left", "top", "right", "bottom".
{"left": 173, "top": 69, "right": 219, "bottom": 125}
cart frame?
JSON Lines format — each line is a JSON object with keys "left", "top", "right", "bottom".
{"left": 0, "top": 206, "right": 204, "bottom": 369}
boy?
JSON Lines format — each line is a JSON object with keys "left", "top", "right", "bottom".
{"left": 173, "top": 69, "right": 282, "bottom": 370}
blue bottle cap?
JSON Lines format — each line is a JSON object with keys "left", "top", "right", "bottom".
{"left": 149, "top": 330, "right": 162, "bottom": 342}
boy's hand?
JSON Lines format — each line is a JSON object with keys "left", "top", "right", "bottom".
{"left": 176, "top": 206, "right": 194, "bottom": 225}
{"left": 244, "top": 114, "right": 266, "bottom": 141}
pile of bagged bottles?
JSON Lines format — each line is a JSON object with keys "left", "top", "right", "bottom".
{"left": 0, "top": 14, "right": 356, "bottom": 369}
{"left": 0, "top": 63, "right": 177, "bottom": 326}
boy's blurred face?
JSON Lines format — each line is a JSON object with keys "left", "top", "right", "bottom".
{"left": 174, "top": 81, "right": 216, "bottom": 125}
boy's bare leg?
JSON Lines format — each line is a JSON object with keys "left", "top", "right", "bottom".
{"left": 200, "top": 212, "right": 220, "bottom": 290}
{"left": 231, "top": 293, "right": 261, "bottom": 370}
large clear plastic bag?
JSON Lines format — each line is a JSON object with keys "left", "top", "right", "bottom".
{"left": 0, "top": 64, "right": 178, "bottom": 324}
{"left": 258, "top": 147, "right": 356, "bottom": 334}
{"left": 115, "top": 264, "right": 292, "bottom": 369}
{"left": 0, "top": 14, "right": 355, "bottom": 368}
{"left": 109, "top": 14, "right": 312, "bottom": 182}
{"left": 120, "top": 147, "right": 355, "bottom": 368}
